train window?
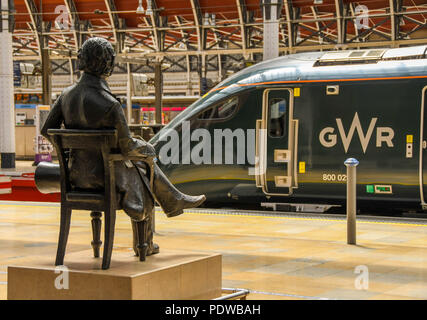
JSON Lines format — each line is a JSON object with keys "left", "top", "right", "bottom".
{"left": 268, "top": 98, "right": 288, "bottom": 138}
{"left": 197, "top": 96, "right": 239, "bottom": 121}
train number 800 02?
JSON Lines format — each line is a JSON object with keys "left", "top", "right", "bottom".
{"left": 322, "top": 174, "right": 347, "bottom": 182}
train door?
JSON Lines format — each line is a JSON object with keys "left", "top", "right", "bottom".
{"left": 255, "top": 88, "right": 299, "bottom": 196}
{"left": 420, "top": 86, "right": 427, "bottom": 209}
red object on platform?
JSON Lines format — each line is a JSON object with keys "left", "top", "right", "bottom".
{"left": 0, "top": 175, "right": 12, "bottom": 195}
{"left": 0, "top": 173, "right": 60, "bottom": 202}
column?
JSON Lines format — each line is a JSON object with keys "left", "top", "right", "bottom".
{"left": 154, "top": 61, "right": 163, "bottom": 124}
{"left": 0, "top": 0, "right": 15, "bottom": 168}
{"left": 126, "top": 62, "right": 132, "bottom": 124}
{"left": 263, "top": 0, "right": 279, "bottom": 61}
{"left": 41, "top": 34, "right": 52, "bottom": 106}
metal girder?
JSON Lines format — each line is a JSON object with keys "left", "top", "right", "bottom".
{"left": 283, "top": 0, "right": 294, "bottom": 51}
{"left": 190, "top": 0, "right": 203, "bottom": 51}
{"left": 64, "top": 0, "right": 80, "bottom": 49}
{"left": 347, "top": 17, "right": 390, "bottom": 43}
{"left": 13, "top": 37, "right": 39, "bottom": 55}
{"left": 147, "top": 0, "right": 165, "bottom": 52}
{"left": 162, "top": 56, "right": 187, "bottom": 72}
{"left": 127, "top": 32, "right": 156, "bottom": 51}
{"left": 51, "top": 60, "right": 70, "bottom": 74}
{"left": 389, "top": 0, "right": 396, "bottom": 42}
{"left": 9, "top": 0, "right": 427, "bottom": 81}
{"left": 335, "top": 0, "right": 344, "bottom": 44}
{"left": 207, "top": 28, "right": 241, "bottom": 50}
{"left": 236, "top": 0, "right": 248, "bottom": 55}
{"left": 15, "top": 35, "right": 427, "bottom": 63}
{"left": 163, "top": 31, "right": 192, "bottom": 52}
{"left": 297, "top": 21, "right": 337, "bottom": 45}
{"left": 23, "top": 0, "right": 42, "bottom": 59}
{"left": 104, "top": 0, "right": 124, "bottom": 51}
{"left": 174, "top": 15, "right": 192, "bottom": 92}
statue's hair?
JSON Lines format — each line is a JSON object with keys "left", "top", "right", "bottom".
{"left": 77, "top": 37, "right": 116, "bottom": 77}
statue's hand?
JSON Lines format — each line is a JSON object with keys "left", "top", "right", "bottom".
{"left": 121, "top": 138, "right": 157, "bottom": 159}
{"left": 140, "top": 142, "right": 156, "bottom": 158}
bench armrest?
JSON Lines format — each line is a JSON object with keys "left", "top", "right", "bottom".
{"left": 109, "top": 154, "right": 154, "bottom": 163}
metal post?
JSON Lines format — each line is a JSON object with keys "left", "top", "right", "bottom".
{"left": 126, "top": 62, "right": 132, "bottom": 124}
{"left": 41, "top": 37, "right": 52, "bottom": 106}
{"left": 154, "top": 61, "right": 163, "bottom": 124}
{"left": 0, "top": 0, "right": 15, "bottom": 168}
{"left": 262, "top": 0, "right": 279, "bottom": 61}
{"left": 344, "top": 158, "right": 359, "bottom": 245}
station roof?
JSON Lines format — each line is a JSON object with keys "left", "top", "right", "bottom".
{"left": 10, "top": 0, "right": 427, "bottom": 61}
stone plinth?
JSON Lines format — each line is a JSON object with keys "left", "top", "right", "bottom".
{"left": 7, "top": 249, "right": 222, "bottom": 300}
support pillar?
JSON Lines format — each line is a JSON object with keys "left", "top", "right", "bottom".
{"left": 41, "top": 35, "right": 52, "bottom": 106}
{"left": 0, "top": 0, "right": 15, "bottom": 168}
{"left": 154, "top": 61, "right": 163, "bottom": 124}
{"left": 199, "top": 54, "right": 208, "bottom": 96}
{"left": 262, "top": 0, "right": 280, "bottom": 61}
{"left": 126, "top": 63, "right": 132, "bottom": 124}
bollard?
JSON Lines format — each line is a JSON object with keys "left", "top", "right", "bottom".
{"left": 344, "top": 158, "right": 359, "bottom": 245}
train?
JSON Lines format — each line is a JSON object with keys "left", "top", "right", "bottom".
{"left": 150, "top": 45, "right": 427, "bottom": 213}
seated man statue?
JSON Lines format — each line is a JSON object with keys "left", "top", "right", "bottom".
{"left": 41, "top": 37, "right": 206, "bottom": 256}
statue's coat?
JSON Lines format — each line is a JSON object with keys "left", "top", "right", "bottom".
{"left": 42, "top": 72, "right": 154, "bottom": 221}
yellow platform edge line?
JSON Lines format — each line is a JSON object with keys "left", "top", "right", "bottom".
{"left": 1, "top": 203, "right": 426, "bottom": 228}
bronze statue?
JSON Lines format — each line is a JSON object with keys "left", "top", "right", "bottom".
{"left": 41, "top": 37, "right": 206, "bottom": 256}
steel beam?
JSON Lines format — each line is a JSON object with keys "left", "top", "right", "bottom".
{"left": 335, "top": 0, "right": 344, "bottom": 44}
{"left": 64, "top": 0, "right": 80, "bottom": 49}
{"left": 147, "top": 0, "right": 164, "bottom": 52}
{"left": 23, "top": 0, "right": 42, "bottom": 59}
{"left": 104, "top": 0, "right": 122, "bottom": 50}
{"left": 236, "top": 0, "right": 248, "bottom": 56}
{"left": 190, "top": 0, "right": 203, "bottom": 51}
{"left": 284, "top": 0, "right": 294, "bottom": 51}
{"left": 154, "top": 61, "right": 163, "bottom": 124}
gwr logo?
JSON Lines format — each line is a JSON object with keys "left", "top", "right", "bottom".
{"left": 319, "top": 113, "right": 394, "bottom": 153}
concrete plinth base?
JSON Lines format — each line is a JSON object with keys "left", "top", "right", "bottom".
{"left": 7, "top": 249, "right": 222, "bottom": 300}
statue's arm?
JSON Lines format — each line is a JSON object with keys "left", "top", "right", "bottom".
{"left": 108, "top": 102, "right": 156, "bottom": 159}
{"left": 41, "top": 95, "right": 64, "bottom": 143}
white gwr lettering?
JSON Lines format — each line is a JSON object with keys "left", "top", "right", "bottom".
{"left": 319, "top": 112, "right": 394, "bottom": 153}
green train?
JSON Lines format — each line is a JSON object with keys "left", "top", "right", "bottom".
{"left": 150, "top": 45, "right": 427, "bottom": 213}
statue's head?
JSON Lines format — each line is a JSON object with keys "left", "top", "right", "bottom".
{"left": 77, "top": 37, "right": 116, "bottom": 78}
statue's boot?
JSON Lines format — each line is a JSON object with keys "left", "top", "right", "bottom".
{"left": 152, "top": 163, "right": 206, "bottom": 218}
{"left": 132, "top": 218, "right": 159, "bottom": 257}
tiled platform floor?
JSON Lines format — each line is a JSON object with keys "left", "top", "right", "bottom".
{"left": 0, "top": 201, "right": 426, "bottom": 300}
{"left": 0, "top": 161, "right": 36, "bottom": 176}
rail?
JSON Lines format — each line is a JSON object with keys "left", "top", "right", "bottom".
{"left": 214, "top": 287, "right": 250, "bottom": 300}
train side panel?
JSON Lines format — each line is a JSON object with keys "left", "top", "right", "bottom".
{"left": 292, "top": 79, "right": 424, "bottom": 206}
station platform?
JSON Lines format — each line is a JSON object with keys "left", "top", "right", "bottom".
{"left": 0, "top": 161, "right": 35, "bottom": 177}
{"left": 0, "top": 201, "right": 426, "bottom": 300}
{"left": 0, "top": 161, "right": 59, "bottom": 203}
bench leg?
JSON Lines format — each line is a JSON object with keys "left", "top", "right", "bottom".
{"left": 55, "top": 207, "right": 72, "bottom": 266}
{"left": 90, "top": 211, "right": 102, "bottom": 258}
{"left": 102, "top": 209, "right": 116, "bottom": 270}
